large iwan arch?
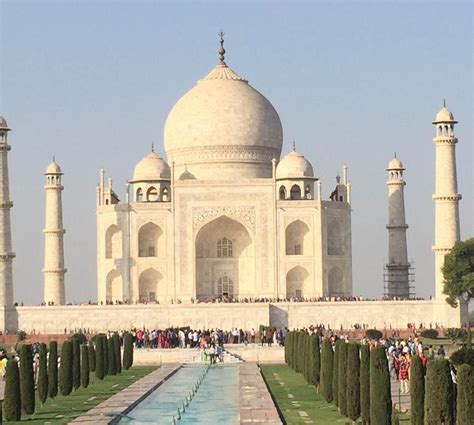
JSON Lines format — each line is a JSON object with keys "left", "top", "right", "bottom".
{"left": 195, "top": 215, "right": 254, "bottom": 300}
{"left": 285, "top": 220, "right": 311, "bottom": 255}
{"left": 286, "top": 266, "right": 310, "bottom": 298}
{"left": 105, "top": 224, "right": 122, "bottom": 259}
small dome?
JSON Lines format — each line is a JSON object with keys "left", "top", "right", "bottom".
{"left": 276, "top": 149, "right": 314, "bottom": 179}
{"left": 433, "top": 106, "right": 456, "bottom": 123}
{"left": 178, "top": 169, "right": 196, "bottom": 180}
{"left": 387, "top": 157, "right": 404, "bottom": 170}
{"left": 45, "top": 160, "right": 62, "bottom": 174}
{"left": 0, "top": 116, "right": 10, "bottom": 130}
{"left": 131, "top": 152, "right": 170, "bottom": 182}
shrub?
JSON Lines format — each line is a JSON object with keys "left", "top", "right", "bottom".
{"left": 71, "top": 333, "right": 87, "bottom": 344}
{"left": 320, "top": 340, "right": 333, "bottom": 402}
{"left": 88, "top": 343, "right": 96, "bottom": 372}
{"left": 72, "top": 337, "right": 81, "bottom": 390}
{"left": 338, "top": 342, "right": 348, "bottom": 416}
{"left": 103, "top": 335, "right": 109, "bottom": 376}
{"left": 346, "top": 343, "right": 360, "bottom": 422}
{"left": 113, "top": 333, "right": 122, "bottom": 374}
{"left": 297, "top": 332, "right": 305, "bottom": 374}
{"left": 19, "top": 344, "right": 35, "bottom": 414}
{"left": 59, "top": 340, "right": 73, "bottom": 395}
{"left": 123, "top": 332, "right": 134, "bottom": 370}
{"left": 445, "top": 327, "right": 468, "bottom": 342}
{"left": 48, "top": 341, "right": 58, "bottom": 398}
{"left": 424, "top": 358, "right": 453, "bottom": 425}
{"left": 456, "top": 364, "right": 473, "bottom": 424}
{"left": 4, "top": 358, "right": 21, "bottom": 421}
{"left": 359, "top": 344, "right": 370, "bottom": 425}
{"left": 332, "top": 340, "right": 341, "bottom": 407}
{"left": 95, "top": 335, "right": 105, "bottom": 380}
{"left": 16, "top": 330, "right": 27, "bottom": 341}
{"left": 304, "top": 334, "right": 312, "bottom": 382}
{"left": 284, "top": 331, "right": 290, "bottom": 365}
{"left": 108, "top": 337, "right": 117, "bottom": 375}
{"left": 410, "top": 355, "right": 424, "bottom": 425}
{"left": 365, "top": 329, "right": 383, "bottom": 340}
{"left": 81, "top": 344, "right": 90, "bottom": 388}
{"left": 369, "top": 347, "right": 392, "bottom": 425}
{"left": 37, "top": 343, "right": 48, "bottom": 405}
{"left": 310, "top": 334, "right": 320, "bottom": 386}
{"left": 420, "top": 329, "right": 439, "bottom": 339}
{"left": 449, "top": 347, "right": 474, "bottom": 367}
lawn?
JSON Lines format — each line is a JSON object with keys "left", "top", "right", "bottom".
{"left": 6, "top": 366, "right": 156, "bottom": 424}
{"left": 261, "top": 365, "right": 410, "bottom": 425}
{"left": 261, "top": 364, "right": 353, "bottom": 424}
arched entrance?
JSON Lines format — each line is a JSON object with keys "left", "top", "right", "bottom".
{"left": 106, "top": 269, "right": 122, "bottom": 302}
{"left": 138, "top": 268, "right": 162, "bottom": 302}
{"left": 195, "top": 216, "right": 254, "bottom": 300}
{"left": 286, "top": 266, "right": 310, "bottom": 299}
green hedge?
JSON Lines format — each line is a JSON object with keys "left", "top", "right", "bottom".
{"left": 59, "top": 340, "right": 73, "bottom": 396}
{"left": 410, "top": 355, "right": 425, "bottom": 425}
{"left": 19, "top": 344, "right": 35, "bottom": 414}
{"left": 72, "top": 337, "right": 81, "bottom": 390}
{"left": 346, "top": 343, "right": 360, "bottom": 422}
{"left": 4, "top": 359, "right": 21, "bottom": 421}
{"left": 113, "top": 333, "right": 122, "bottom": 374}
{"left": 108, "top": 337, "right": 117, "bottom": 375}
{"left": 48, "top": 341, "right": 58, "bottom": 398}
{"left": 81, "top": 344, "right": 90, "bottom": 388}
{"left": 320, "top": 339, "right": 333, "bottom": 403}
{"left": 103, "top": 335, "right": 109, "bottom": 377}
{"left": 88, "top": 343, "right": 96, "bottom": 372}
{"left": 338, "top": 342, "right": 348, "bottom": 416}
{"left": 369, "top": 347, "right": 391, "bottom": 425}
{"left": 456, "top": 364, "right": 473, "bottom": 424}
{"left": 38, "top": 343, "right": 49, "bottom": 405}
{"left": 95, "top": 335, "right": 105, "bottom": 380}
{"left": 332, "top": 340, "right": 341, "bottom": 407}
{"left": 424, "top": 359, "right": 453, "bottom": 424}
{"left": 123, "top": 332, "right": 134, "bottom": 370}
{"left": 359, "top": 344, "right": 370, "bottom": 425}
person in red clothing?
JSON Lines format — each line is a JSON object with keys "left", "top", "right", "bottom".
{"left": 420, "top": 352, "right": 428, "bottom": 368}
{"left": 399, "top": 362, "right": 409, "bottom": 394}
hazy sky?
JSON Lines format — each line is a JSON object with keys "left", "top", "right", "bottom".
{"left": 0, "top": 0, "right": 472, "bottom": 304}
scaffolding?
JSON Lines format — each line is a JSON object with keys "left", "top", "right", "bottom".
{"left": 383, "top": 260, "right": 416, "bottom": 299}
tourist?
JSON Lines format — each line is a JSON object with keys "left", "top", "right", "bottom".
{"left": 399, "top": 361, "right": 410, "bottom": 394}
{"left": 437, "top": 345, "right": 446, "bottom": 358}
{"left": 250, "top": 328, "right": 256, "bottom": 343}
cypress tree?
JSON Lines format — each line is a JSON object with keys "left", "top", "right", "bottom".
{"left": 313, "top": 334, "right": 320, "bottom": 387}
{"left": 103, "top": 335, "right": 109, "bottom": 376}
{"left": 346, "top": 343, "right": 360, "bottom": 422}
{"left": 332, "top": 340, "right": 340, "bottom": 407}
{"left": 359, "top": 344, "right": 370, "bottom": 425}
{"left": 424, "top": 359, "right": 454, "bottom": 425}
{"left": 107, "top": 337, "right": 117, "bottom": 375}
{"left": 72, "top": 337, "right": 81, "bottom": 390}
{"left": 304, "top": 334, "right": 311, "bottom": 382}
{"left": 19, "top": 344, "right": 35, "bottom": 414}
{"left": 81, "top": 344, "right": 90, "bottom": 388}
{"left": 410, "top": 355, "right": 425, "bottom": 425}
{"left": 285, "top": 331, "right": 290, "bottom": 365}
{"left": 113, "top": 333, "right": 122, "bottom": 374}
{"left": 48, "top": 341, "right": 58, "bottom": 398}
{"left": 4, "top": 358, "right": 21, "bottom": 421}
{"left": 59, "top": 340, "right": 73, "bottom": 396}
{"left": 369, "top": 346, "right": 392, "bottom": 425}
{"left": 95, "top": 335, "right": 105, "bottom": 380}
{"left": 37, "top": 343, "right": 49, "bottom": 405}
{"left": 123, "top": 332, "right": 134, "bottom": 369}
{"left": 88, "top": 343, "right": 96, "bottom": 372}
{"left": 320, "top": 339, "right": 334, "bottom": 403}
{"left": 456, "top": 364, "right": 473, "bottom": 425}
{"left": 338, "top": 341, "right": 348, "bottom": 416}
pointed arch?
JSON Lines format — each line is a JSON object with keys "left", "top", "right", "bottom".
{"left": 138, "top": 222, "right": 162, "bottom": 257}
{"left": 105, "top": 224, "right": 122, "bottom": 259}
{"left": 279, "top": 185, "right": 287, "bottom": 200}
{"left": 136, "top": 187, "right": 143, "bottom": 202}
{"left": 106, "top": 269, "right": 122, "bottom": 302}
{"left": 290, "top": 184, "right": 301, "bottom": 200}
{"left": 327, "top": 219, "right": 344, "bottom": 255}
{"left": 286, "top": 266, "right": 310, "bottom": 298}
{"left": 138, "top": 268, "right": 162, "bottom": 302}
{"left": 146, "top": 186, "right": 158, "bottom": 202}
{"left": 328, "top": 266, "right": 344, "bottom": 296}
{"left": 285, "top": 220, "right": 311, "bottom": 255}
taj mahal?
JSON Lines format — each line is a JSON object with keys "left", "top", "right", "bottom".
{"left": 0, "top": 37, "right": 468, "bottom": 333}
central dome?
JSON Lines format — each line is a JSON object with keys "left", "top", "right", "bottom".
{"left": 164, "top": 59, "right": 283, "bottom": 180}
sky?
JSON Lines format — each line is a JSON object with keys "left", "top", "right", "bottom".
{"left": 0, "top": 0, "right": 472, "bottom": 304}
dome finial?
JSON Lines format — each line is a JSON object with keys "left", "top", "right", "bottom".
{"left": 443, "top": 98, "right": 446, "bottom": 108}
{"left": 292, "top": 140, "right": 296, "bottom": 151}
{"left": 218, "top": 29, "right": 226, "bottom": 64}
{"left": 394, "top": 152, "right": 397, "bottom": 158}
{"left": 151, "top": 142, "right": 155, "bottom": 153}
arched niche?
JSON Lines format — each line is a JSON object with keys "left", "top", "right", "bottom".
{"left": 327, "top": 219, "right": 344, "bottom": 256}
{"left": 328, "top": 267, "right": 344, "bottom": 296}
{"left": 285, "top": 220, "right": 311, "bottom": 255}
{"left": 105, "top": 224, "right": 122, "bottom": 259}
{"left": 106, "top": 269, "right": 122, "bottom": 302}
{"left": 286, "top": 266, "right": 310, "bottom": 298}
{"left": 138, "top": 268, "right": 162, "bottom": 302}
{"left": 138, "top": 222, "right": 162, "bottom": 257}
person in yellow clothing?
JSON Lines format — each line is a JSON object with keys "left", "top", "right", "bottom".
{"left": 0, "top": 352, "right": 7, "bottom": 380}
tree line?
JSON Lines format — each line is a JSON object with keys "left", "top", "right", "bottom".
{"left": 3, "top": 332, "right": 134, "bottom": 421}
{"left": 285, "top": 331, "right": 473, "bottom": 424}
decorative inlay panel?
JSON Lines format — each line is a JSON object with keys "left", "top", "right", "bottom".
{"left": 193, "top": 206, "right": 256, "bottom": 232}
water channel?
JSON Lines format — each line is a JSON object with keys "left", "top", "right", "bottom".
{"left": 121, "top": 364, "right": 239, "bottom": 424}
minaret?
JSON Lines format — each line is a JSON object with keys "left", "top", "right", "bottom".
{"left": 432, "top": 103, "right": 461, "bottom": 299}
{"left": 385, "top": 156, "right": 410, "bottom": 298}
{"left": 0, "top": 117, "right": 15, "bottom": 306}
{"left": 43, "top": 159, "right": 66, "bottom": 305}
